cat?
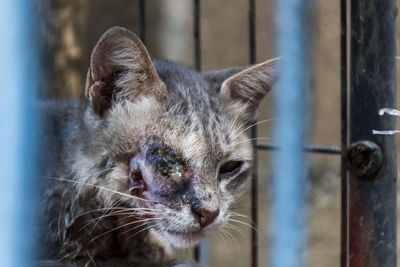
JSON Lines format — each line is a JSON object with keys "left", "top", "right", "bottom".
{"left": 38, "top": 26, "right": 278, "bottom": 267}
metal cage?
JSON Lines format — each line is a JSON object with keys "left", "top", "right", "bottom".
{"left": 1, "top": 0, "right": 397, "bottom": 266}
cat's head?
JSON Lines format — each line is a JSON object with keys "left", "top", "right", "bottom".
{"left": 81, "top": 27, "right": 278, "bottom": 248}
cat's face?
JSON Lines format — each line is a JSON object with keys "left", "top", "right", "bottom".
{"left": 80, "top": 27, "right": 278, "bottom": 249}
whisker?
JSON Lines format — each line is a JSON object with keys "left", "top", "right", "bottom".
{"left": 80, "top": 200, "right": 127, "bottom": 232}
{"left": 72, "top": 205, "right": 159, "bottom": 233}
{"left": 229, "top": 211, "right": 252, "bottom": 220}
{"left": 90, "top": 217, "right": 161, "bottom": 242}
{"left": 71, "top": 207, "right": 132, "bottom": 222}
{"left": 143, "top": 229, "right": 153, "bottom": 242}
{"left": 118, "top": 218, "right": 162, "bottom": 236}
{"left": 44, "top": 176, "right": 151, "bottom": 202}
{"left": 224, "top": 223, "right": 245, "bottom": 239}
{"left": 84, "top": 206, "right": 158, "bottom": 222}
{"left": 227, "top": 218, "right": 262, "bottom": 236}
{"left": 227, "top": 99, "right": 252, "bottom": 135}
{"left": 85, "top": 251, "right": 96, "bottom": 267}
{"left": 231, "top": 118, "right": 275, "bottom": 142}
{"left": 220, "top": 228, "right": 239, "bottom": 248}
{"left": 87, "top": 210, "right": 146, "bottom": 233}
{"left": 91, "top": 167, "right": 116, "bottom": 177}
{"left": 126, "top": 224, "right": 157, "bottom": 240}
{"left": 217, "top": 230, "right": 228, "bottom": 249}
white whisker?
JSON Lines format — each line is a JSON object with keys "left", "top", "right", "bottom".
{"left": 44, "top": 176, "right": 151, "bottom": 202}
{"left": 229, "top": 211, "right": 252, "bottom": 220}
{"left": 90, "top": 217, "right": 161, "bottom": 242}
{"left": 227, "top": 99, "right": 252, "bottom": 135}
{"left": 231, "top": 118, "right": 275, "bottom": 142}
{"left": 224, "top": 223, "right": 245, "bottom": 240}
{"left": 126, "top": 224, "right": 157, "bottom": 240}
{"left": 227, "top": 217, "right": 262, "bottom": 236}
{"left": 119, "top": 218, "right": 162, "bottom": 236}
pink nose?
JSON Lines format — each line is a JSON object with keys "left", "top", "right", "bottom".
{"left": 196, "top": 208, "right": 220, "bottom": 227}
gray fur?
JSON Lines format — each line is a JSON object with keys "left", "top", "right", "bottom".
{"left": 38, "top": 27, "right": 278, "bottom": 266}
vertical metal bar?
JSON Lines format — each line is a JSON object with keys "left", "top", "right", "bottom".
{"left": 139, "top": 0, "right": 146, "bottom": 44}
{"left": 270, "top": 0, "right": 311, "bottom": 266}
{"left": 248, "top": 1, "right": 258, "bottom": 267}
{"left": 193, "top": 0, "right": 205, "bottom": 264}
{"left": 0, "top": 1, "right": 38, "bottom": 267}
{"left": 340, "top": 0, "right": 349, "bottom": 266}
{"left": 348, "top": 1, "right": 397, "bottom": 267}
{"left": 193, "top": 0, "right": 201, "bottom": 71}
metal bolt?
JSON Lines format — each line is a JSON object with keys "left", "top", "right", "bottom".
{"left": 347, "top": 140, "right": 383, "bottom": 179}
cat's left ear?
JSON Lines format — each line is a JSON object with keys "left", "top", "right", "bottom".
{"left": 205, "top": 58, "right": 279, "bottom": 120}
{"left": 221, "top": 58, "right": 279, "bottom": 116}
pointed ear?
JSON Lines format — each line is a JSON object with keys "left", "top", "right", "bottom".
{"left": 219, "top": 58, "right": 279, "bottom": 121}
{"left": 85, "top": 26, "right": 166, "bottom": 116}
{"left": 203, "top": 66, "right": 249, "bottom": 93}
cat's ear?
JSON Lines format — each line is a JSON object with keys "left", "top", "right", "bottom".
{"left": 215, "top": 58, "right": 279, "bottom": 121}
{"left": 85, "top": 26, "right": 166, "bottom": 116}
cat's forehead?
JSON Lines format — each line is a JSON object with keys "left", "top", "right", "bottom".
{"left": 154, "top": 60, "right": 208, "bottom": 90}
{"left": 154, "top": 60, "right": 225, "bottom": 124}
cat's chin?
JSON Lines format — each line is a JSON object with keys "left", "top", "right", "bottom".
{"left": 152, "top": 229, "right": 206, "bottom": 249}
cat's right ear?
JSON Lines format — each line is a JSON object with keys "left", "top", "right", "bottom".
{"left": 85, "top": 27, "right": 166, "bottom": 116}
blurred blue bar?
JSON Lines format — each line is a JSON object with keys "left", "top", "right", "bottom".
{"left": 270, "top": 0, "right": 311, "bottom": 266}
{"left": 199, "top": 238, "right": 210, "bottom": 265}
{"left": 0, "top": 1, "right": 38, "bottom": 267}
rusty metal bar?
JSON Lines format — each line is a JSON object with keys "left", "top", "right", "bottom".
{"left": 348, "top": 1, "right": 397, "bottom": 266}
{"left": 248, "top": 0, "right": 258, "bottom": 266}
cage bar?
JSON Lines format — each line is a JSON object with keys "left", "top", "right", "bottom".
{"left": 347, "top": 1, "right": 397, "bottom": 266}
{"left": 257, "top": 143, "right": 341, "bottom": 155}
{"left": 193, "top": 0, "right": 201, "bottom": 71}
{"left": 0, "top": 1, "right": 39, "bottom": 267}
{"left": 192, "top": 0, "right": 208, "bottom": 264}
{"left": 340, "top": 0, "right": 349, "bottom": 266}
{"left": 248, "top": 0, "right": 258, "bottom": 267}
{"left": 270, "top": 0, "right": 311, "bottom": 266}
{"left": 139, "top": 0, "right": 146, "bottom": 44}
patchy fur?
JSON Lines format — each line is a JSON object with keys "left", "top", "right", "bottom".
{"left": 38, "top": 27, "right": 278, "bottom": 267}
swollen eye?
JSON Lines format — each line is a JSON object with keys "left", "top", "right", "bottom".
{"left": 219, "top": 161, "right": 243, "bottom": 176}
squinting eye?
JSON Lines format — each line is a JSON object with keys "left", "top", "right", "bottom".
{"left": 219, "top": 161, "right": 243, "bottom": 176}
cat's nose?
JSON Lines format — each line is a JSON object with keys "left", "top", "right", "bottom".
{"left": 184, "top": 194, "right": 220, "bottom": 227}
{"left": 196, "top": 208, "right": 220, "bottom": 227}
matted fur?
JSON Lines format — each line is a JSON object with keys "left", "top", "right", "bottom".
{"left": 38, "top": 27, "right": 278, "bottom": 267}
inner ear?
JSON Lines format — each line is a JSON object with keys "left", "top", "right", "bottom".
{"left": 85, "top": 26, "right": 166, "bottom": 116}
{"left": 220, "top": 58, "right": 279, "bottom": 121}
{"left": 203, "top": 66, "right": 249, "bottom": 93}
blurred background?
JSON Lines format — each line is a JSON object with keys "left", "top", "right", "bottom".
{"left": 35, "top": 0, "right": 400, "bottom": 266}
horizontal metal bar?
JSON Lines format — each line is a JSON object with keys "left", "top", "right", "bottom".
{"left": 256, "top": 143, "right": 342, "bottom": 155}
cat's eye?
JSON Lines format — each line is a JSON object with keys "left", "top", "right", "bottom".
{"left": 219, "top": 161, "right": 243, "bottom": 176}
